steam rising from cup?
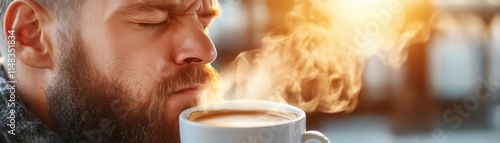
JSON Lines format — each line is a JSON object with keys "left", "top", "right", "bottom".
{"left": 200, "top": 0, "right": 435, "bottom": 113}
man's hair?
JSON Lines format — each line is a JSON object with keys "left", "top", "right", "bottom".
{"left": 0, "top": 0, "right": 84, "bottom": 59}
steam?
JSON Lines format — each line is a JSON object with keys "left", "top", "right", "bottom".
{"left": 201, "top": 0, "right": 434, "bottom": 113}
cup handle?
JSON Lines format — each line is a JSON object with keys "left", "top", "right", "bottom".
{"left": 302, "top": 130, "right": 331, "bottom": 143}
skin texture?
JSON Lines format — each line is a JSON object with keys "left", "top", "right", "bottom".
{"left": 3, "top": 0, "right": 220, "bottom": 142}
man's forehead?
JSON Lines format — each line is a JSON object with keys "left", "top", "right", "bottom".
{"left": 116, "top": 0, "right": 219, "bottom": 9}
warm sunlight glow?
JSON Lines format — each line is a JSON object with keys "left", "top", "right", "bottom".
{"left": 200, "top": 0, "right": 435, "bottom": 113}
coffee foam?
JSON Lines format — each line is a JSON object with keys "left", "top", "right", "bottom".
{"left": 189, "top": 110, "right": 297, "bottom": 127}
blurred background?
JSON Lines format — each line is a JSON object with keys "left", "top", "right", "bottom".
{"left": 208, "top": 0, "right": 500, "bottom": 143}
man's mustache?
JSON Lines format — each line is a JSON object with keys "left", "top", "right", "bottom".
{"left": 155, "top": 65, "right": 218, "bottom": 97}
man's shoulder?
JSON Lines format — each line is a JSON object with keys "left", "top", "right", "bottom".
{"left": 0, "top": 65, "right": 64, "bottom": 143}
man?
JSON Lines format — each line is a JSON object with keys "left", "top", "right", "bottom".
{"left": 0, "top": 0, "right": 220, "bottom": 142}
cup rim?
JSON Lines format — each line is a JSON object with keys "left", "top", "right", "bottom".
{"left": 179, "top": 100, "right": 306, "bottom": 129}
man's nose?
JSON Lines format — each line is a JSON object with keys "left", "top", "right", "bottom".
{"left": 172, "top": 26, "right": 217, "bottom": 65}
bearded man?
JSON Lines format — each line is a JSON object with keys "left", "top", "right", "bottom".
{"left": 0, "top": 0, "right": 220, "bottom": 142}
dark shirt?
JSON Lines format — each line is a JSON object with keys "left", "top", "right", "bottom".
{"left": 0, "top": 67, "right": 63, "bottom": 143}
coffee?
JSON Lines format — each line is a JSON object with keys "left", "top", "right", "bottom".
{"left": 188, "top": 110, "right": 297, "bottom": 127}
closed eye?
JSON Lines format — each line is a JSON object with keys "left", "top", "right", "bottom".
{"left": 138, "top": 20, "right": 168, "bottom": 29}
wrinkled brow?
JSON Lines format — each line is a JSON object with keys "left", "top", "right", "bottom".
{"left": 114, "top": 1, "right": 221, "bottom": 17}
{"left": 115, "top": 2, "right": 176, "bottom": 16}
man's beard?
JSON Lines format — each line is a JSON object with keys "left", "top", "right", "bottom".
{"left": 46, "top": 29, "right": 219, "bottom": 143}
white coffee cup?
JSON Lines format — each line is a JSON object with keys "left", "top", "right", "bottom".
{"left": 179, "top": 100, "right": 331, "bottom": 143}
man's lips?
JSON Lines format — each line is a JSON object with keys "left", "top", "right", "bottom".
{"left": 173, "top": 84, "right": 205, "bottom": 95}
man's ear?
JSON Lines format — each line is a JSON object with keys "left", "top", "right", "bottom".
{"left": 4, "top": 0, "right": 54, "bottom": 69}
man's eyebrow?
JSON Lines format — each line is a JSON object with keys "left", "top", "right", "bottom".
{"left": 115, "top": 2, "right": 176, "bottom": 15}
{"left": 114, "top": 2, "right": 221, "bottom": 18}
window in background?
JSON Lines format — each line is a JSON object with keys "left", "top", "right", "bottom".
{"left": 490, "top": 13, "right": 500, "bottom": 129}
{"left": 429, "top": 12, "right": 486, "bottom": 99}
{"left": 491, "top": 14, "right": 500, "bottom": 103}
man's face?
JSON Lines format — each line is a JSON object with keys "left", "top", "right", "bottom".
{"left": 47, "top": 0, "right": 220, "bottom": 142}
